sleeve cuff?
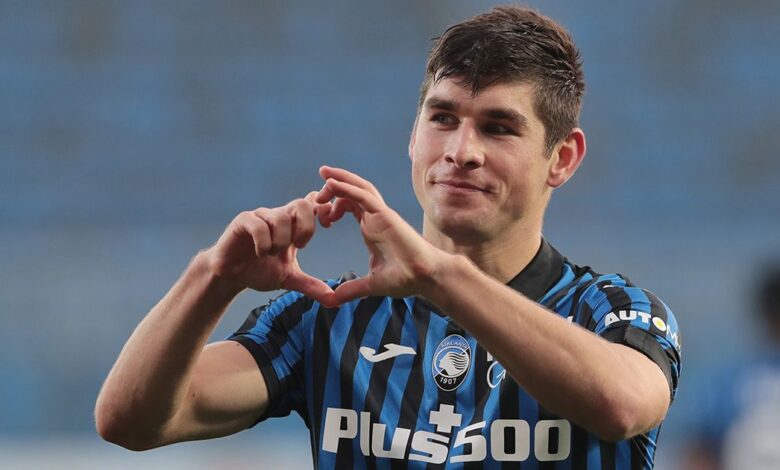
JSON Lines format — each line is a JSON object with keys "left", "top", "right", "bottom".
{"left": 227, "top": 336, "right": 281, "bottom": 427}
{"left": 600, "top": 325, "right": 676, "bottom": 400}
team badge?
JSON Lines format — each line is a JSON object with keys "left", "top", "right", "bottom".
{"left": 432, "top": 334, "right": 472, "bottom": 391}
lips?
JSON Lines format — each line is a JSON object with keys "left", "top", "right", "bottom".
{"left": 433, "top": 179, "right": 489, "bottom": 192}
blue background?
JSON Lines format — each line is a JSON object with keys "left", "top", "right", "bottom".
{"left": 1, "top": 0, "right": 778, "bottom": 467}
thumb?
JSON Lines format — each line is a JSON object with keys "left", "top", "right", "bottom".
{"left": 282, "top": 270, "right": 336, "bottom": 307}
{"left": 333, "top": 276, "right": 373, "bottom": 305}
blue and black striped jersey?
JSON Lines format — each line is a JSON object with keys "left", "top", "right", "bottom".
{"left": 229, "top": 240, "right": 682, "bottom": 469}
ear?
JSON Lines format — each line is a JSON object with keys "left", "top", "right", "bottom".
{"left": 408, "top": 117, "right": 418, "bottom": 161}
{"left": 547, "top": 128, "right": 586, "bottom": 188}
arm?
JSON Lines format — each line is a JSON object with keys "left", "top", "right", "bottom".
{"left": 95, "top": 195, "right": 335, "bottom": 450}
{"left": 422, "top": 255, "right": 671, "bottom": 441}
{"left": 317, "top": 166, "right": 673, "bottom": 441}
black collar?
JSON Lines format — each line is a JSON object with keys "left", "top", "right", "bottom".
{"left": 505, "top": 238, "right": 565, "bottom": 301}
{"left": 416, "top": 238, "right": 566, "bottom": 316}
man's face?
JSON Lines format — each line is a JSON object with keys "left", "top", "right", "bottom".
{"left": 409, "top": 78, "right": 554, "bottom": 242}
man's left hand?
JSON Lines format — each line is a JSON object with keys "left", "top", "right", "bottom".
{"left": 315, "top": 166, "right": 448, "bottom": 305}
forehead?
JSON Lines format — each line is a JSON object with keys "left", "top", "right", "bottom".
{"left": 422, "top": 78, "right": 542, "bottom": 125}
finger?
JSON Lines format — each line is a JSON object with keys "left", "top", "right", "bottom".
{"left": 328, "top": 197, "right": 358, "bottom": 224}
{"left": 315, "top": 181, "right": 363, "bottom": 222}
{"left": 332, "top": 276, "right": 373, "bottom": 304}
{"left": 282, "top": 271, "right": 337, "bottom": 307}
{"left": 238, "top": 211, "right": 272, "bottom": 258}
{"left": 287, "top": 199, "right": 316, "bottom": 248}
{"left": 319, "top": 166, "right": 383, "bottom": 201}
{"left": 316, "top": 201, "right": 334, "bottom": 227}
{"left": 315, "top": 181, "right": 335, "bottom": 204}
{"left": 257, "top": 209, "right": 293, "bottom": 255}
{"left": 321, "top": 178, "right": 383, "bottom": 213}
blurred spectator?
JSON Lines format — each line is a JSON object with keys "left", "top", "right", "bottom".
{"left": 684, "top": 262, "right": 780, "bottom": 470}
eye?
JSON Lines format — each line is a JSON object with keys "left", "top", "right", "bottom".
{"left": 483, "top": 122, "right": 515, "bottom": 136}
{"left": 430, "top": 113, "right": 457, "bottom": 126}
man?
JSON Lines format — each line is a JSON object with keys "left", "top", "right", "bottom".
{"left": 96, "top": 6, "right": 681, "bottom": 468}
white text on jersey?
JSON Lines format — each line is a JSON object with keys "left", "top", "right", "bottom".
{"left": 322, "top": 405, "right": 572, "bottom": 463}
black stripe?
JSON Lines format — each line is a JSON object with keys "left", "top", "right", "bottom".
{"left": 630, "top": 436, "right": 644, "bottom": 470}
{"left": 235, "top": 305, "right": 264, "bottom": 333}
{"left": 598, "top": 282, "right": 634, "bottom": 330}
{"left": 361, "top": 299, "right": 408, "bottom": 469}
{"left": 541, "top": 282, "right": 576, "bottom": 313}
{"left": 539, "top": 262, "right": 584, "bottom": 309}
{"left": 498, "top": 369, "right": 520, "bottom": 470}
{"left": 538, "top": 406, "right": 558, "bottom": 470}
{"left": 463, "top": 345, "right": 490, "bottom": 470}
{"left": 561, "top": 276, "right": 601, "bottom": 328}
{"left": 311, "top": 303, "right": 339, "bottom": 470}
{"left": 643, "top": 289, "right": 669, "bottom": 331}
{"left": 425, "top": 321, "right": 462, "bottom": 470}
{"left": 335, "top": 297, "right": 384, "bottom": 469}
{"left": 391, "top": 300, "right": 432, "bottom": 470}
{"left": 600, "top": 441, "right": 616, "bottom": 470}
{"left": 233, "top": 290, "right": 310, "bottom": 335}
{"left": 570, "top": 424, "right": 588, "bottom": 470}
{"left": 579, "top": 302, "right": 595, "bottom": 331}
{"left": 364, "top": 299, "right": 408, "bottom": 415}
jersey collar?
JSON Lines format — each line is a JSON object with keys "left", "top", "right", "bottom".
{"left": 505, "top": 238, "right": 565, "bottom": 301}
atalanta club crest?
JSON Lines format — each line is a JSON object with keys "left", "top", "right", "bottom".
{"left": 432, "top": 334, "right": 472, "bottom": 391}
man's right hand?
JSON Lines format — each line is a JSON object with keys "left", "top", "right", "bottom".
{"left": 96, "top": 192, "right": 338, "bottom": 450}
{"left": 202, "top": 193, "right": 337, "bottom": 306}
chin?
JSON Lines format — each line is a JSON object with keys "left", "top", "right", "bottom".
{"left": 434, "top": 213, "right": 495, "bottom": 242}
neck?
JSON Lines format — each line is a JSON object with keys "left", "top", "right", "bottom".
{"left": 423, "top": 217, "right": 543, "bottom": 284}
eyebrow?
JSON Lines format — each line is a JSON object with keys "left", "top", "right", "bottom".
{"left": 424, "top": 96, "right": 528, "bottom": 130}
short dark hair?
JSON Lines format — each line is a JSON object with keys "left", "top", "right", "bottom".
{"left": 418, "top": 6, "right": 584, "bottom": 154}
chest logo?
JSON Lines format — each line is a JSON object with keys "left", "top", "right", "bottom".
{"left": 432, "top": 334, "right": 471, "bottom": 391}
{"left": 359, "top": 343, "right": 416, "bottom": 363}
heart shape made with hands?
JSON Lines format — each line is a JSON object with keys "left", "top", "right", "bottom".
{"left": 307, "top": 165, "right": 437, "bottom": 307}
{"left": 278, "top": 167, "right": 377, "bottom": 307}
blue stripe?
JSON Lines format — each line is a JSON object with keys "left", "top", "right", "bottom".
{"left": 615, "top": 439, "right": 632, "bottom": 468}
{"left": 373, "top": 308, "right": 418, "bottom": 470}
{"left": 446, "top": 334, "right": 479, "bottom": 464}
{"left": 540, "top": 263, "right": 576, "bottom": 305}
{"left": 316, "top": 300, "right": 359, "bottom": 470}
{"left": 350, "top": 299, "right": 392, "bottom": 468}
{"left": 644, "top": 426, "right": 660, "bottom": 467}
{"left": 413, "top": 310, "right": 448, "bottom": 436}
{"left": 352, "top": 300, "right": 392, "bottom": 410}
{"left": 379, "top": 306, "right": 417, "bottom": 424}
{"left": 587, "top": 433, "right": 601, "bottom": 468}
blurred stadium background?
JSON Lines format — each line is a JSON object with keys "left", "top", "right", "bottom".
{"left": 1, "top": 0, "right": 779, "bottom": 467}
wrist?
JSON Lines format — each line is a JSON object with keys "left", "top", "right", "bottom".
{"left": 191, "top": 251, "right": 246, "bottom": 300}
{"left": 418, "top": 251, "right": 472, "bottom": 306}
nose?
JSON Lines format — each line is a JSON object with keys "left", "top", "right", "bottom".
{"left": 443, "top": 122, "right": 485, "bottom": 169}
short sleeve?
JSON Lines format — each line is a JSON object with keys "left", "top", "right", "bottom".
{"left": 577, "top": 276, "right": 682, "bottom": 400}
{"left": 227, "top": 290, "right": 317, "bottom": 425}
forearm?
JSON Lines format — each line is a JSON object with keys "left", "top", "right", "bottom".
{"left": 422, "top": 254, "right": 666, "bottom": 440}
{"left": 95, "top": 252, "right": 243, "bottom": 447}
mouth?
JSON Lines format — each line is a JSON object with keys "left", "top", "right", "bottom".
{"left": 433, "top": 179, "right": 490, "bottom": 193}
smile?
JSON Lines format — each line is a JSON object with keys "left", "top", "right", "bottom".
{"left": 433, "top": 180, "right": 489, "bottom": 194}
